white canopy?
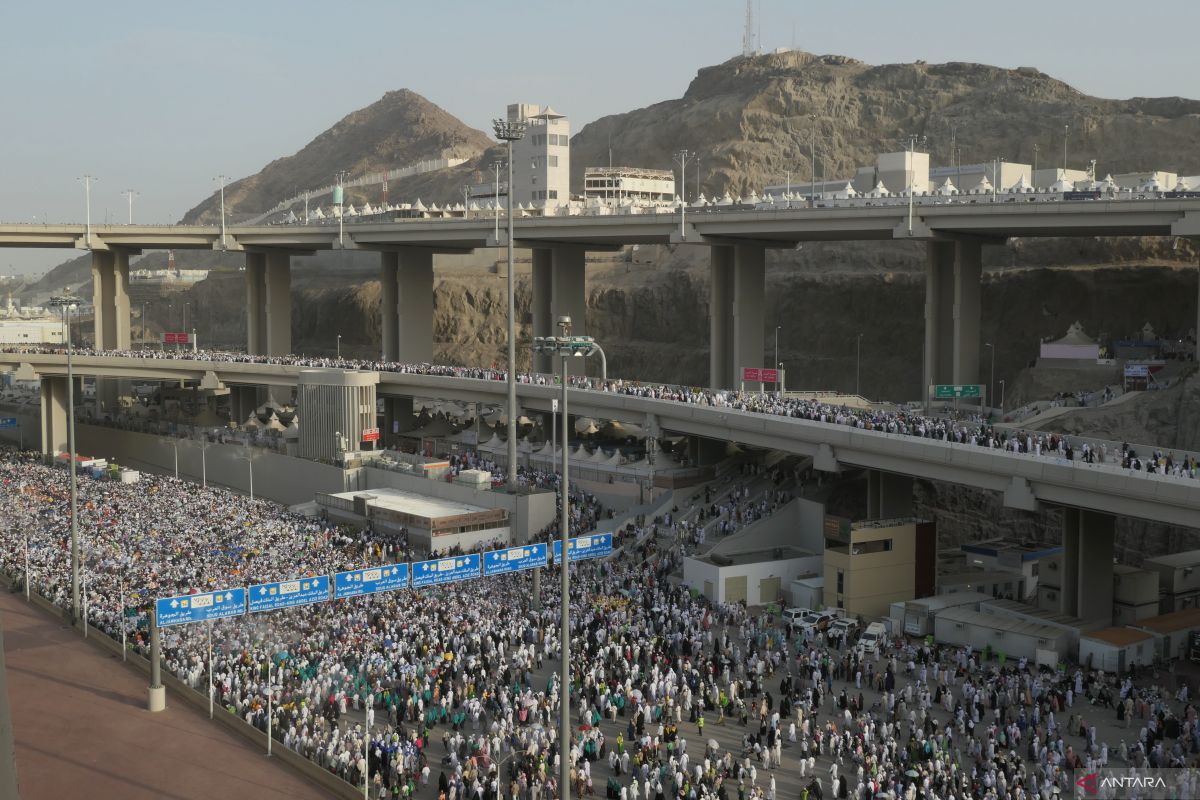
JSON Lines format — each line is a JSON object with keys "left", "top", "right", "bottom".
{"left": 936, "top": 178, "right": 958, "bottom": 196}
{"left": 970, "top": 176, "right": 993, "bottom": 194}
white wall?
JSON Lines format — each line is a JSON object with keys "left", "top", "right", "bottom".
{"left": 684, "top": 555, "right": 823, "bottom": 606}
{"left": 708, "top": 497, "right": 825, "bottom": 559}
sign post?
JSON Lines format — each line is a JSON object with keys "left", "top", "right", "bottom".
{"left": 551, "top": 532, "right": 615, "bottom": 564}
{"left": 333, "top": 564, "right": 409, "bottom": 600}
{"left": 411, "top": 554, "right": 481, "bottom": 588}
{"left": 247, "top": 576, "right": 331, "bottom": 614}
{"left": 155, "top": 587, "right": 247, "bottom": 628}
{"left": 482, "top": 543, "right": 549, "bottom": 577}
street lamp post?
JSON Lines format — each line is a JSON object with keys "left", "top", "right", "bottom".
{"left": 532, "top": 317, "right": 600, "bottom": 800}
{"left": 999, "top": 379, "right": 1006, "bottom": 410}
{"left": 810, "top": 113, "right": 818, "bottom": 207}
{"left": 491, "top": 159, "right": 504, "bottom": 242}
{"left": 492, "top": 118, "right": 526, "bottom": 496}
{"left": 856, "top": 333, "right": 863, "bottom": 397}
{"left": 672, "top": 150, "right": 692, "bottom": 238}
{"left": 774, "top": 326, "right": 781, "bottom": 392}
{"left": 337, "top": 334, "right": 342, "bottom": 359}
{"left": 1063, "top": 124, "right": 1069, "bottom": 170}
{"left": 213, "top": 175, "right": 227, "bottom": 248}
{"left": 79, "top": 175, "right": 97, "bottom": 249}
{"left": 48, "top": 297, "right": 81, "bottom": 625}
{"left": 123, "top": 189, "right": 139, "bottom": 225}
{"left": 236, "top": 450, "right": 255, "bottom": 500}
{"left": 984, "top": 342, "right": 996, "bottom": 413}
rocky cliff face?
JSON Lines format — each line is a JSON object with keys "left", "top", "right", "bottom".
{"left": 182, "top": 89, "right": 494, "bottom": 224}
{"left": 571, "top": 51, "right": 1200, "bottom": 200}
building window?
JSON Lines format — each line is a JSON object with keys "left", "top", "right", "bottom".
{"left": 547, "top": 155, "right": 559, "bottom": 168}
{"left": 548, "top": 190, "right": 558, "bottom": 200}
{"left": 837, "top": 570, "right": 844, "bottom": 594}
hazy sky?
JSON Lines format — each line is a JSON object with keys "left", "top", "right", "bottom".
{"left": 3, "top": 0, "right": 1197, "bottom": 275}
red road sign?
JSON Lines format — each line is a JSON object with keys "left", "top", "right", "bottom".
{"left": 742, "top": 367, "right": 779, "bottom": 382}
{"left": 162, "top": 332, "right": 190, "bottom": 344}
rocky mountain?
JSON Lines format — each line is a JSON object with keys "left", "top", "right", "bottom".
{"left": 571, "top": 51, "right": 1200, "bottom": 199}
{"left": 182, "top": 89, "right": 495, "bottom": 224}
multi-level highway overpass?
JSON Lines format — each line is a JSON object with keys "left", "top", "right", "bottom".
{"left": 3, "top": 198, "right": 1199, "bottom": 391}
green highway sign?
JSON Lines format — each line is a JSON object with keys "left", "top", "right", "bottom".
{"left": 933, "top": 384, "right": 982, "bottom": 399}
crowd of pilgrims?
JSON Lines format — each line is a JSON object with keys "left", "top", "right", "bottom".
{"left": 4, "top": 448, "right": 1200, "bottom": 798}
{"left": 6, "top": 346, "right": 1199, "bottom": 481}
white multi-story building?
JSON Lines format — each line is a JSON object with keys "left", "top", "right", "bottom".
{"left": 508, "top": 103, "right": 570, "bottom": 207}
{"left": 583, "top": 166, "right": 675, "bottom": 203}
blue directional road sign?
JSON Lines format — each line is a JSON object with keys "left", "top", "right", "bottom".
{"left": 156, "top": 587, "right": 246, "bottom": 628}
{"left": 482, "top": 543, "right": 548, "bottom": 577}
{"left": 334, "top": 564, "right": 410, "bottom": 600}
{"left": 552, "top": 532, "right": 614, "bottom": 563}
{"left": 0, "top": 418, "right": 16, "bottom": 430}
{"left": 247, "top": 575, "right": 331, "bottom": 614}
{"left": 411, "top": 554, "right": 481, "bottom": 588}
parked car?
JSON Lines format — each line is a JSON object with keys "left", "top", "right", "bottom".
{"left": 858, "top": 621, "right": 888, "bottom": 655}
{"left": 782, "top": 607, "right": 811, "bottom": 630}
{"left": 827, "top": 618, "right": 859, "bottom": 646}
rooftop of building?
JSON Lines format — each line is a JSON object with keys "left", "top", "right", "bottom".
{"left": 982, "top": 598, "right": 1091, "bottom": 629}
{"left": 936, "top": 606, "right": 1067, "bottom": 640}
{"left": 1135, "top": 607, "right": 1200, "bottom": 634}
{"left": 1142, "top": 550, "right": 1200, "bottom": 569}
{"left": 904, "top": 591, "right": 991, "bottom": 612}
{"left": 1083, "top": 626, "right": 1155, "bottom": 647}
{"left": 937, "top": 568, "right": 1024, "bottom": 588}
{"left": 584, "top": 166, "right": 674, "bottom": 179}
{"left": 961, "top": 538, "right": 1062, "bottom": 562}
{"left": 696, "top": 546, "right": 816, "bottom": 567}
{"left": 325, "top": 486, "right": 489, "bottom": 520}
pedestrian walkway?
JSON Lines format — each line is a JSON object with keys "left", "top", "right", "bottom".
{"left": 0, "top": 590, "right": 328, "bottom": 800}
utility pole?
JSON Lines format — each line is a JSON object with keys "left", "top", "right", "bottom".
{"left": 79, "top": 175, "right": 97, "bottom": 248}
{"left": 213, "top": 175, "right": 227, "bottom": 248}
{"left": 123, "top": 189, "right": 139, "bottom": 225}
{"left": 673, "top": 150, "right": 692, "bottom": 238}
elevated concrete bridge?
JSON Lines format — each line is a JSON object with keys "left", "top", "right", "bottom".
{"left": 6, "top": 352, "right": 1199, "bottom": 534}
{"left": 4, "top": 198, "right": 1199, "bottom": 390}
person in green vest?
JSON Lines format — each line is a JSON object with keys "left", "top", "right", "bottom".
{"left": 697, "top": 712, "right": 704, "bottom": 736}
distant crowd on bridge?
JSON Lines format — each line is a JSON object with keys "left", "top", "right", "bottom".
{"left": 7, "top": 346, "right": 1199, "bottom": 483}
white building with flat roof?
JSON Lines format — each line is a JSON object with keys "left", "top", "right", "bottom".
{"left": 508, "top": 103, "right": 570, "bottom": 207}
{"left": 584, "top": 166, "right": 675, "bottom": 203}
{"left": 317, "top": 486, "right": 510, "bottom": 555}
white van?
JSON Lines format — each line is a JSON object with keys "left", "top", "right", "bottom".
{"left": 782, "top": 607, "right": 811, "bottom": 630}
{"left": 858, "top": 622, "right": 888, "bottom": 655}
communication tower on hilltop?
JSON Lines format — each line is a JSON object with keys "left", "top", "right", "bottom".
{"left": 742, "top": 0, "right": 755, "bottom": 58}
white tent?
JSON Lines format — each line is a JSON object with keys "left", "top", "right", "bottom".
{"left": 745, "top": 190, "right": 761, "bottom": 204}
{"left": 936, "top": 178, "right": 958, "bottom": 196}
{"left": 413, "top": 198, "right": 427, "bottom": 212}
{"left": 716, "top": 193, "right": 735, "bottom": 207}
{"left": 1008, "top": 175, "right": 1033, "bottom": 193}
{"left": 866, "top": 180, "right": 891, "bottom": 198}
{"left": 969, "top": 176, "right": 993, "bottom": 195}
{"left": 1050, "top": 177, "right": 1074, "bottom": 193}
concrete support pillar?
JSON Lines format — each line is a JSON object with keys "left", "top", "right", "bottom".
{"left": 112, "top": 249, "right": 131, "bottom": 350}
{"left": 264, "top": 252, "right": 291, "bottom": 357}
{"left": 866, "top": 470, "right": 914, "bottom": 520}
{"left": 709, "top": 246, "right": 735, "bottom": 389}
{"left": 952, "top": 238, "right": 982, "bottom": 388}
{"left": 550, "top": 246, "right": 587, "bottom": 376}
{"left": 733, "top": 245, "right": 766, "bottom": 392}
{"left": 531, "top": 249, "right": 553, "bottom": 375}
{"left": 397, "top": 251, "right": 434, "bottom": 363}
{"left": 688, "top": 436, "right": 726, "bottom": 467}
{"left": 245, "top": 252, "right": 266, "bottom": 356}
{"left": 40, "top": 376, "right": 67, "bottom": 455}
{"left": 380, "top": 252, "right": 399, "bottom": 362}
{"left": 90, "top": 251, "right": 114, "bottom": 350}
{"left": 923, "top": 242, "right": 955, "bottom": 393}
{"left": 382, "top": 396, "right": 414, "bottom": 444}
{"left": 1060, "top": 508, "right": 1116, "bottom": 624}
{"left": 1195, "top": 252, "right": 1199, "bottom": 364}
